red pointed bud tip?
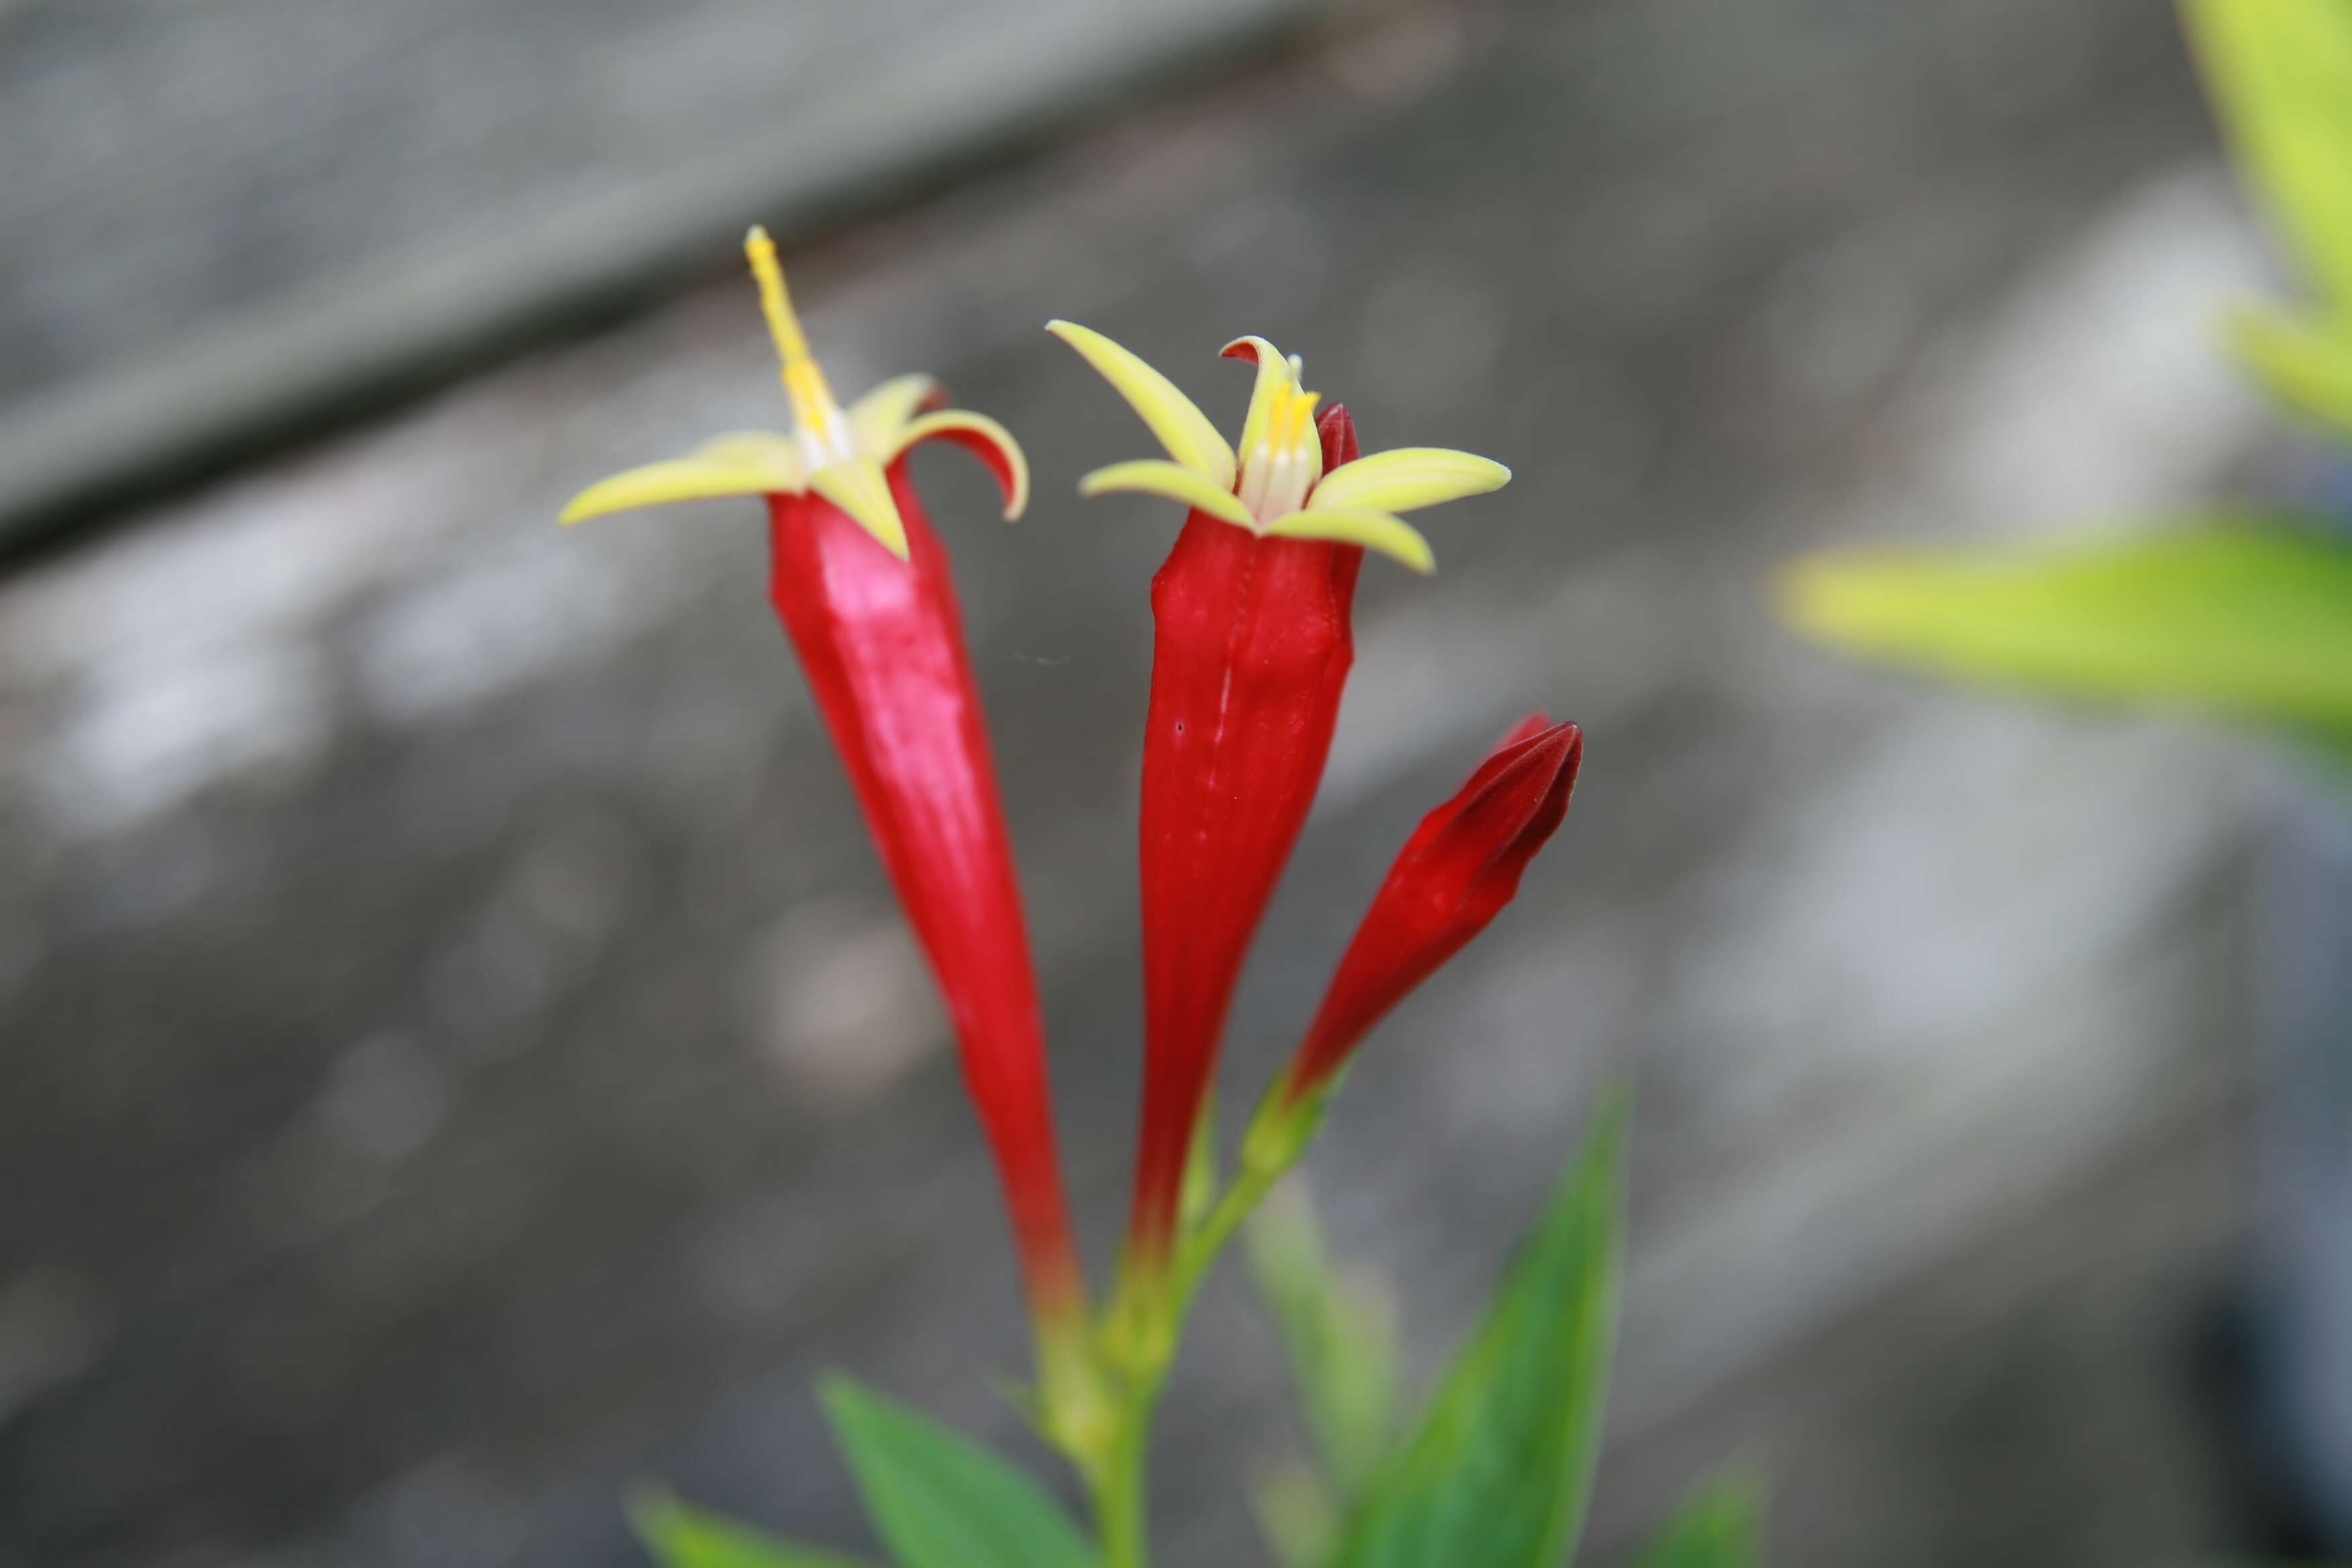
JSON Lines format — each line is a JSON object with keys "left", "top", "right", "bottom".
{"left": 1318, "top": 402, "right": 1359, "bottom": 470}
{"left": 1278, "top": 714, "right": 1583, "bottom": 1104}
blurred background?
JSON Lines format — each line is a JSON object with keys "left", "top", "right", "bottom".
{"left": 0, "top": 0, "right": 2336, "bottom": 1563}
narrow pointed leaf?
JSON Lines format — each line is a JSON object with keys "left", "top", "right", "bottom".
{"left": 1778, "top": 524, "right": 2352, "bottom": 731}
{"left": 1638, "top": 1477, "right": 1765, "bottom": 1568}
{"left": 820, "top": 1378, "right": 1098, "bottom": 1568}
{"left": 1309, "top": 448, "right": 1512, "bottom": 515}
{"left": 1046, "top": 320, "right": 1236, "bottom": 486}
{"left": 1334, "top": 1095, "right": 1626, "bottom": 1568}
{"left": 1080, "top": 458, "right": 1257, "bottom": 528}
{"left": 2184, "top": 0, "right": 2352, "bottom": 311}
{"left": 630, "top": 1489, "right": 871, "bottom": 1568}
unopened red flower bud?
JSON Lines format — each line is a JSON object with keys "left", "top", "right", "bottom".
{"left": 1277, "top": 714, "right": 1582, "bottom": 1107}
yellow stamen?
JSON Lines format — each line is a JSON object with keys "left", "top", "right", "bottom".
{"left": 1288, "top": 388, "right": 1321, "bottom": 450}
{"left": 745, "top": 226, "right": 852, "bottom": 462}
{"left": 1238, "top": 372, "right": 1324, "bottom": 525}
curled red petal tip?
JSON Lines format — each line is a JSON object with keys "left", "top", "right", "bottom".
{"left": 1279, "top": 714, "right": 1583, "bottom": 1104}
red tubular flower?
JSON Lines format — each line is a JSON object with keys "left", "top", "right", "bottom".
{"left": 1275, "top": 714, "right": 1582, "bottom": 1112}
{"left": 562, "top": 232, "right": 1095, "bottom": 1425}
{"left": 1050, "top": 324, "right": 1514, "bottom": 1274}
{"left": 1130, "top": 407, "right": 1362, "bottom": 1266}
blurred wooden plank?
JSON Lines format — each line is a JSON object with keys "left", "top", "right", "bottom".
{"left": 0, "top": 0, "right": 1315, "bottom": 554}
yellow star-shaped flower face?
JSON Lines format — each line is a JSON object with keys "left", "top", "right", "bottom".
{"left": 1045, "top": 322, "right": 1509, "bottom": 573}
{"left": 560, "top": 228, "right": 1028, "bottom": 559}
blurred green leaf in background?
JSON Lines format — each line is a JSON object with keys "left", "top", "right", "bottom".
{"left": 633, "top": 1488, "right": 871, "bottom": 1568}
{"left": 821, "top": 1377, "right": 1099, "bottom": 1568}
{"left": 1247, "top": 1181, "right": 1402, "bottom": 1506}
{"left": 1779, "top": 0, "right": 2352, "bottom": 730}
{"left": 1779, "top": 524, "right": 2352, "bottom": 736}
{"left": 2188, "top": 0, "right": 2352, "bottom": 436}
{"left": 1637, "top": 1477, "right": 1765, "bottom": 1568}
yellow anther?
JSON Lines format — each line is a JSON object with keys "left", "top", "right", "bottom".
{"left": 745, "top": 226, "right": 850, "bottom": 460}
{"left": 1290, "top": 389, "right": 1321, "bottom": 450}
{"left": 1264, "top": 376, "right": 1318, "bottom": 458}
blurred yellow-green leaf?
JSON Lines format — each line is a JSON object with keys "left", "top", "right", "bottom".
{"left": 2228, "top": 305, "right": 2352, "bottom": 439}
{"left": 1780, "top": 524, "right": 2352, "bottom": 732}
{"left": 2186, "top": 0, "right": 2352, "bottom": 311}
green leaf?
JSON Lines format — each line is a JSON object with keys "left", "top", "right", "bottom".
{"left": 2228, "top": 305, "right": 2352, "bottom": 438}
{"left": 629, "top": 1487, "right": 871, "bottom": 1568}
{"left": 1246, "top": 1180, "right": 1401, "bottom": 1502}
{"left": 1334, "top": 1093, "right": 1626, "bottom": 1568}
{"left": 2185, "top": 0, "right": 2352, "bottom": 313}
{"left": 1779, "top": 524, "right": 2352, "bottom": 732}
{"left": 820, "top": 1377, "right": 1098, "bottom": 1568}
{"left": 1638, "top": 1476, "right": 1765, "bottom": 1568}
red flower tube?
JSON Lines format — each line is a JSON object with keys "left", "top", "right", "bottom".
{"left": 1050, "top": 323, "right": 1514, "bottom": 1276}
{"left": 1131, "top": 407, "right": 1363, "bottom": 1267}
{"left": 763, "top": 467, "right": 1076, "bottom": 1324}
{"left": 1273, "top": 714, "right": 1581, "bottom": 1113}
{"left": 562, "top": 231, "right": 1097, "bottom": 1433}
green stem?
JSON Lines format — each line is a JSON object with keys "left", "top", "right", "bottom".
{"left": 1093, "top": 1381, "right": 1155, "bottom": 1568}
{"left": 1175, "top": 1163, "right": 1279, "bottom": 1305}
{"left": 1083, "top": 1091, "right": 1325, "bottom": 1563}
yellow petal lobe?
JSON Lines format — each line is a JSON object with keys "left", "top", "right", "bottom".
{"left": 849, "top": 374, "right": 946, "bottom": 452}
{"left": 890, "top": 409, "right": 1032, "bottom": 522}
{"left": 1262, "top": 507, "right": 1436, "bottom": 573}
{"left": 1077, "top": 460, "right": 1257, "bottom": 530}
{"left": 1307, "top": 447, "right": 1510, "bottom": 515}
{"left": 809, "top": 457, "right": 910, "bottom": 559}
{"left": 1046, "top": 320, "right": 1236, "bottom": 487}
{"left": 558, "top": 442, "right": 803, "bottom": 525}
